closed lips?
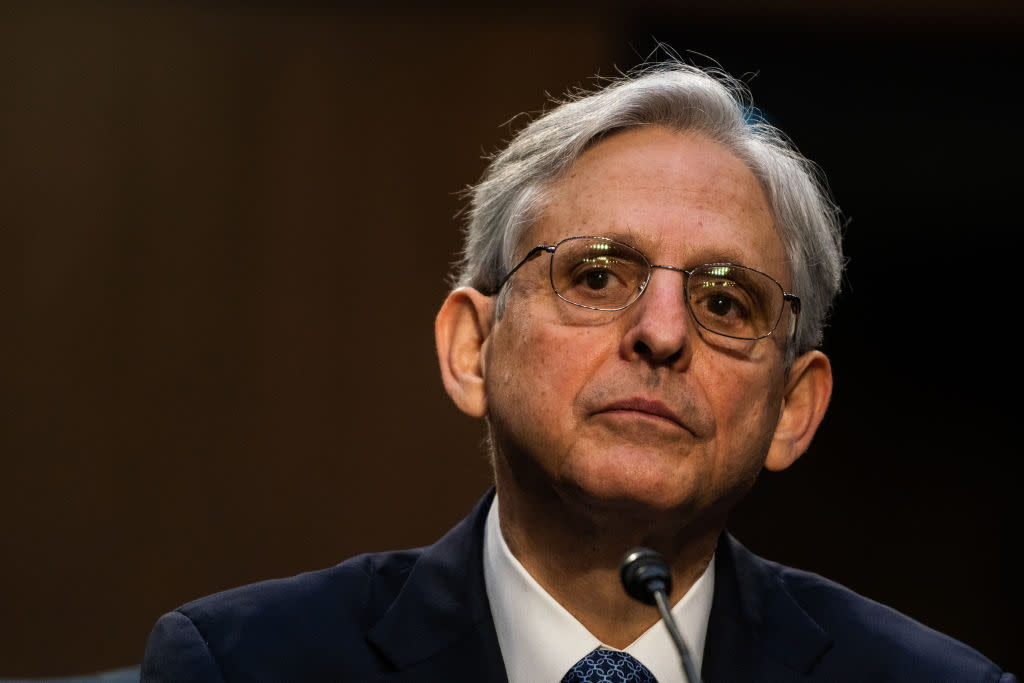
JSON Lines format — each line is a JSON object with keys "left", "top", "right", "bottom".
{"left": 598, "top": 398, "right": 683, "bottom": 426}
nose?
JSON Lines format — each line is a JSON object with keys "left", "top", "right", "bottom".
{"left": 619, "top": 268, "right": 692, "bottom": 369}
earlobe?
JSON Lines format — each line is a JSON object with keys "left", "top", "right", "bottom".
{"left": 435, "top": 287, "right": 495, "bottom": 418}
{"left": 764, "top": 350, "right": 833, "bottom": 472}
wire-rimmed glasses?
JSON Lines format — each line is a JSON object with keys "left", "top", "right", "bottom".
{"left": 489, "top": 235, "right": 801, "bottom": 341}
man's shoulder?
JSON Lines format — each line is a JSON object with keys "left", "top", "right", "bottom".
{"left": 142, "top": 492, "right": 499, "bottom": 682}
{"left": 178, "top": 547, "right": 425, "bottom": 630}
{"left": 742, "top": 544, "right": 1013, "bottom": 680}
{"left": 142, "top": 548, "right": 428, "bottom": 681}
{"left": 771, "top": 559, "right": 964, "bottom": 647}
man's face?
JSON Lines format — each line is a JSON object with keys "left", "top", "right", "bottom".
{"left": 482, "top": 126, "right": 794, "bottom": 525}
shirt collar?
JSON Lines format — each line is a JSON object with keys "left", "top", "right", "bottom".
{"left": 483, "top": 495, "right": 714, "bottom": 683}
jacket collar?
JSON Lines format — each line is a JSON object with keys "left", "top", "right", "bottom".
{"left": 702, "top": 533, "right": 832, "bottom": 681}
{"left": 367, "top": 489, "right": 508, "bottom": 682}
{"left": 365, "top": 491, "right": 832, "bottom": 682}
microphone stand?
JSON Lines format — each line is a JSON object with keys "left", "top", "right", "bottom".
{"left": 651, "top": 586, "right": 701, "bottom": 683}
{"left": 621, "top": 547, "right": 703, "bottom": 683}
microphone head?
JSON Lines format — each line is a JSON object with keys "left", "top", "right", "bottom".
{"left": 620, "top": 546, "right": 673, "bottom": 606}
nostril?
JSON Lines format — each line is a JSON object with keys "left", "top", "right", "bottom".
{"left": 633, "top": 340, "right": 683, "bottom": 367}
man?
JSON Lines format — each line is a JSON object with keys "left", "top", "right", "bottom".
{"left": 142, "top": 63, "right": 1016, "bottom": 681}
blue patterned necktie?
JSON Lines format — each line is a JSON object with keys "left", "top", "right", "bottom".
{"left": 561, "top": 647, "right": 658, "bottom": 683}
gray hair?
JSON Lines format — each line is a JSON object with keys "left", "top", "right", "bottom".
{"left": 453, "top": 62, "right": 844, "bottom": 355}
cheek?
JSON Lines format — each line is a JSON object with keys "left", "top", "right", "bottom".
{"left": 699, "top": 349, "right": 785, "bottom": 444}
{"left": 486, "top": 310, "right": 609, "bottom": 438}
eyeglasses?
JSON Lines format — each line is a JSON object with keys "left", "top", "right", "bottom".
{"left": 490, "top": 235, "right": 801, "bottom": 341}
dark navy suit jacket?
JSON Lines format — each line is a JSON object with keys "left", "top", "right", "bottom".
{"left": 142, "top": 491, "right": 1016, "bottom": 682}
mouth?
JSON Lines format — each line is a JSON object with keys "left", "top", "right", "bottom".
{"left": 597, "top": 397, "right": 684, "bottom": 428}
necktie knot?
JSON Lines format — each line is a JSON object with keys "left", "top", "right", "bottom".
{"left": 561, "top": 647, "right": 658, "bottom": 683}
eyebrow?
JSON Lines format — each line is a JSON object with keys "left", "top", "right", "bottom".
{"left": 593, "top": 229, "right": 758, "bottom": 271}
{"left": 682, "top": 248, "right": 758, "bottom": 269}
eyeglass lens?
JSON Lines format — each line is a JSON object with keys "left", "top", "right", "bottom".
{"left": 549, "top": 237, "right": 786, "bottom": 340}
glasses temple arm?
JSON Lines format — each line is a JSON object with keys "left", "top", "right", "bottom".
{"left": 486, "top": 245, "right": 555, "bottom": 295}
{"left": 783, "top": 293, "right": 801, "bottom": 340}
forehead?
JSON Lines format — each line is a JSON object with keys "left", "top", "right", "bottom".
{"left": 532, "top": 126, "right": 787, "bottom": 281}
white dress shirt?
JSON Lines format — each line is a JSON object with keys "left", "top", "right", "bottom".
{"left": 483, "top": 495, "right": 714, "bottom": 683}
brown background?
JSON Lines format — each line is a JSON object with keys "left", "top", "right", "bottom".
{"left": 4, "top": 1, "right": 1022, "bottom": 677}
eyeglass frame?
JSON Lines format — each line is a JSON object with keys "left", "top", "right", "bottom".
{"left": 486, "top": 235, "right": 802, "bottom": 342}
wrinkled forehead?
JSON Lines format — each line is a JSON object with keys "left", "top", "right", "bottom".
{"left": 522, "top": 127, "right": 790, "bottom": 286}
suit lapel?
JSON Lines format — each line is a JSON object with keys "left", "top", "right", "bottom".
{"left": 702, "top": 533, "right": 832, "bottom": 682}
{"left": 367, "top": 490, "right": 508, "bottom": 682}
{"left": 364, "top": 500, "right": 833, "bottom": 682}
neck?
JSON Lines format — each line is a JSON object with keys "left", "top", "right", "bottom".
{"left": 493, "top": 469, "right": 722, "bottom": 648}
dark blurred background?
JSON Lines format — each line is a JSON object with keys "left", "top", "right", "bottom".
{"left": 4, "top": 0, "right": 1021, "bottom": 676}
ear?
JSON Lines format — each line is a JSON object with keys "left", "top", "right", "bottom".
{"left": 435, "top": 287, "right": 495, "bottom": 418}
{"left": 764, "top": 350, "right": 833, "bottom": 472}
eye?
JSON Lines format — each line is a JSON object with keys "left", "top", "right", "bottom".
{"left": 580, "top": 265, "right": 613, "bottom": 290}
{"left": 559, "top": 256, "right": 640, "bottom": 307}
{"left": 696, "top": 289, "right": 750, "bottom": 320}
{"left": 704, "top": 292, "right": 743, "bottom": 318}
{"left": 687, "top": 264, "right": 783, "bottom": 339}
{"left": 567, "top": 259, "right": 630, "bottom": 297}
{"left": 551, "top": 237, "right": 649, "bottom": 309}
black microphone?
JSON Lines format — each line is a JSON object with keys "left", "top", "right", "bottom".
{"left": 620, "top": 547, "right": 703, "bottom": 683}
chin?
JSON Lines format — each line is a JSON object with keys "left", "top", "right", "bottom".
{"left": 560, "top": 465, "right": 698, "bottom": 517}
